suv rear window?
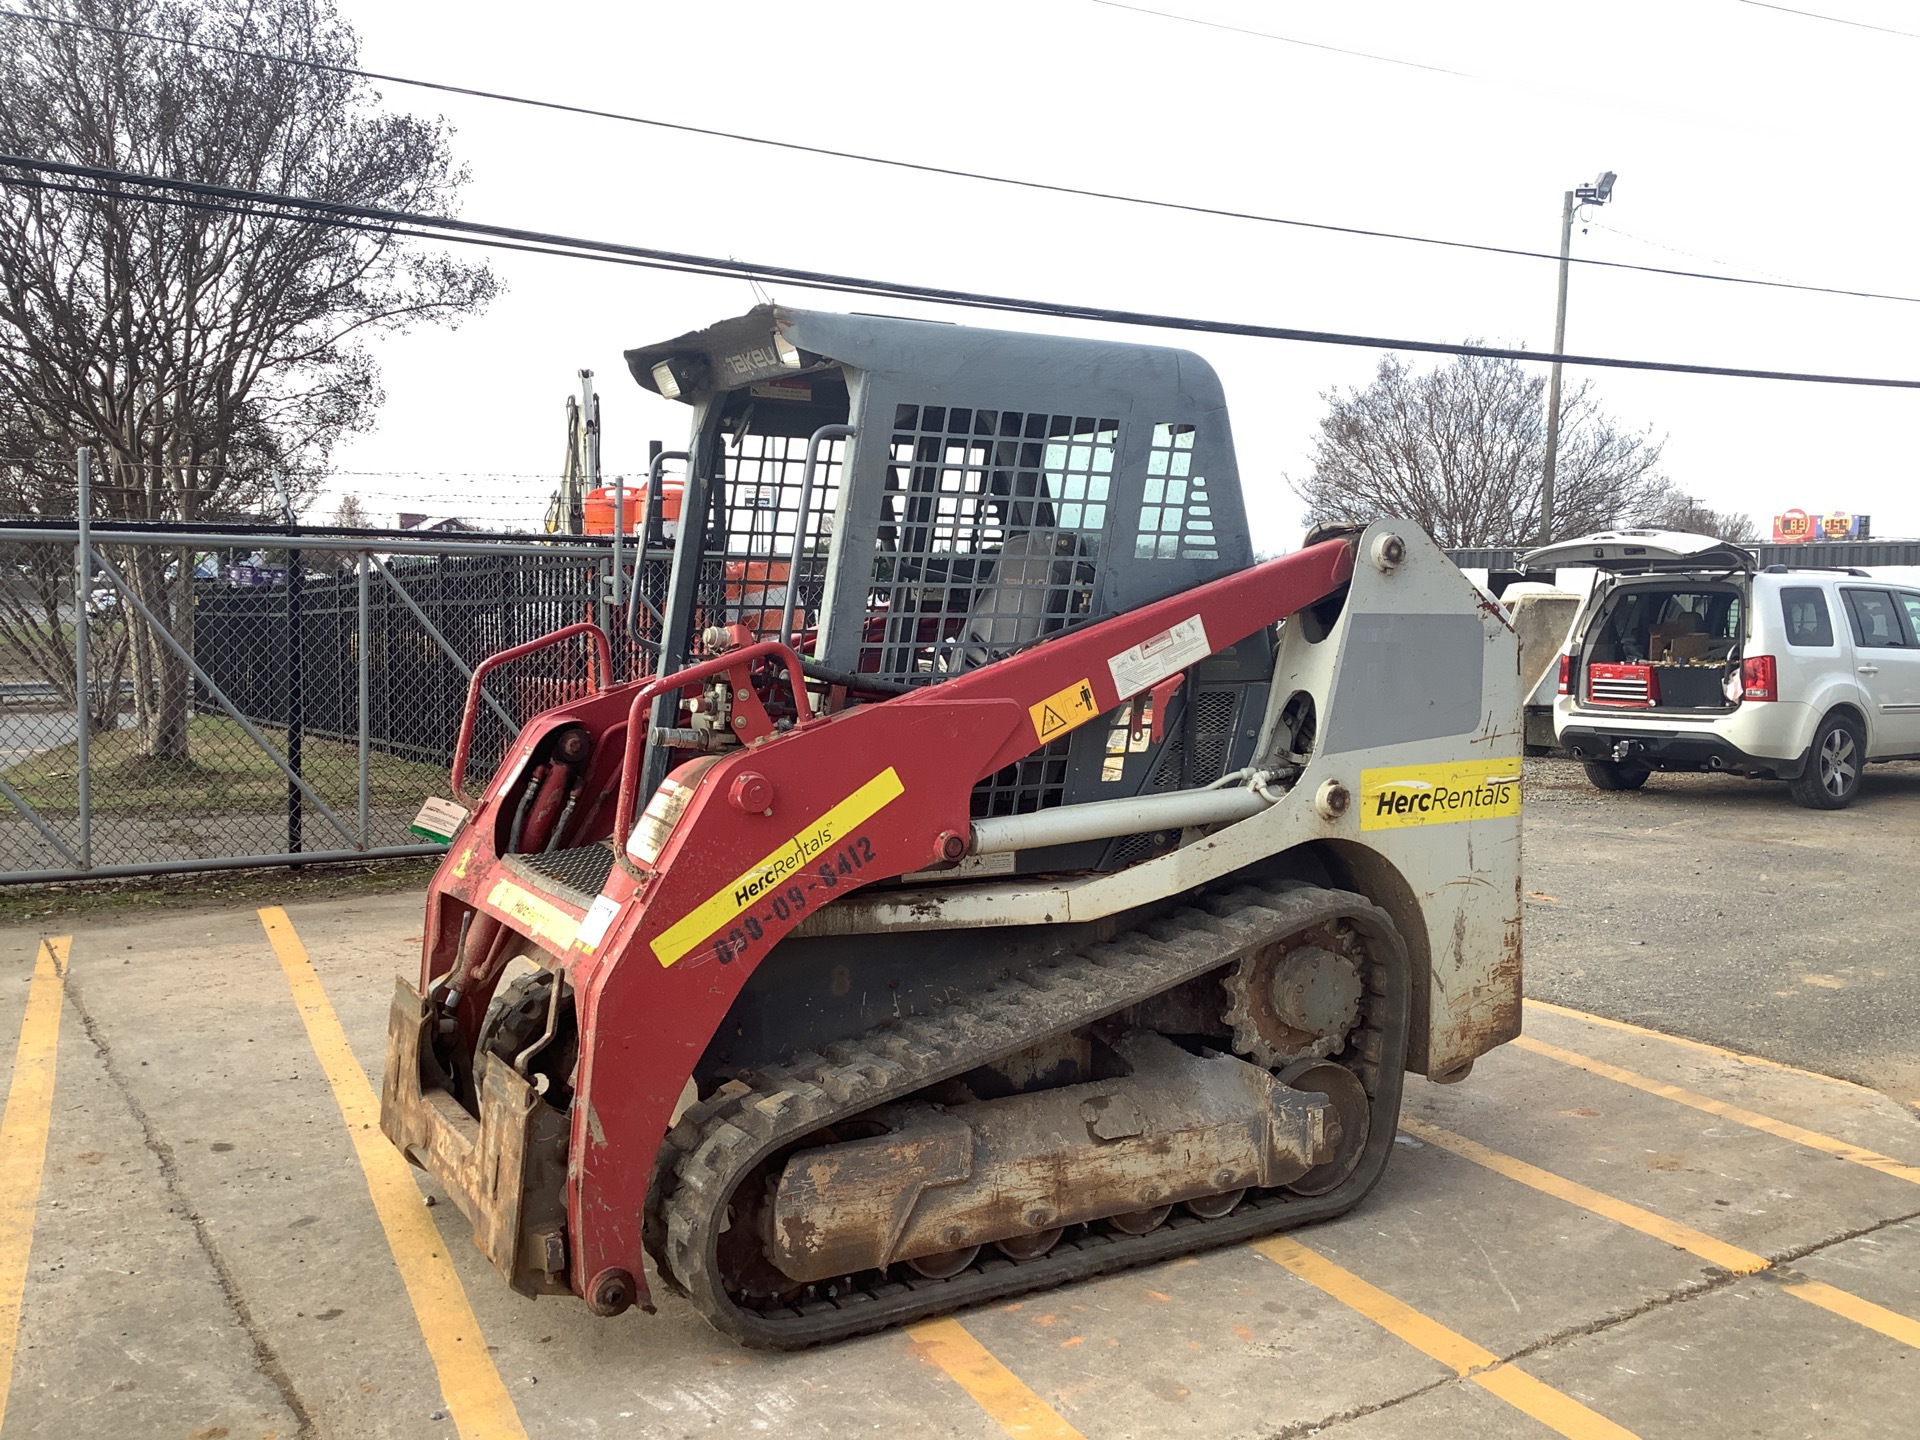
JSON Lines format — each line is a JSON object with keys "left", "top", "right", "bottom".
{"left": 1780, "top": 586, "right": 1834, "bottom": 647}
{"left": 1590, "top": 587, "right": 1742, "bottom": 663}
{"left": 1843, "top": 589, "right": 1913, "bottom": 648}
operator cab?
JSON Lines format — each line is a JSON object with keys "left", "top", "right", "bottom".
{"left": 625, "top": 307, "right": 1270, "bottom": 871}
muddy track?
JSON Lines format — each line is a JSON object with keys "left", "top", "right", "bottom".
{"left": 647, "top": 880, "right": 1412, "bottom": 1348}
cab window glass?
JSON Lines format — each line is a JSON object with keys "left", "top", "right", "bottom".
{"left": 1843, "top": 589, "right": 1910, "bottom": 648}
{"left": 1780, "top": 586, "right": 1834, "bottom": 647}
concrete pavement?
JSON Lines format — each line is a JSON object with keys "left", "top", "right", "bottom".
{"left": 1, "top": 888, "right": 1917, "bottom": 1439}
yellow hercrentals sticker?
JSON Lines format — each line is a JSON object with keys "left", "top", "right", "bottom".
{"left": 1359, "top": 757, "right": 1521, "bottom": 831}
{"left": 650, "top": 767, "right": 905, "bottom": 967}
{"left": 1029, "top": 677, "right": 1100, "bottom": 743}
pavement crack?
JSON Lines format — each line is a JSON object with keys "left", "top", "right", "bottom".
{"left": 1768, "top": 1203, "right": 1920, "bottom": 1268}
{"left": 1264, "top": 1204, "right": 1920, "bottom": 1437}
{"left": 1260, "top": 1372, "right": 1463, "bottom": 1440}
{"left": 62, "top": 971, "right": 317, "bottom": 1440}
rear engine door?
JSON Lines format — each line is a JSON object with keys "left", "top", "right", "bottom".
{"left": 1840, "top": 588, "right": 1920, "bottom": 754}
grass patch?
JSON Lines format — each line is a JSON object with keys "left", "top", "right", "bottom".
{"left": 2, "top": 713, "right": 450, "bottom": 817}
{"left": 0, "top": 856, "right": 439, "bottom": 925}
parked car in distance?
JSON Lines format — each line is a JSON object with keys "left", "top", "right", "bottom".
{"left": 1522, "top": 529, "right": 1920, "bottom": 809}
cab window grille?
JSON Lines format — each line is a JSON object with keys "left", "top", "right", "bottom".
{"left": 970, "top": 736, "right": 1075, "bottom": 818}
{"left": 699, "top": 432, "right": 845, "bottom": 645}
{"left": 859, "top": 406, "right": 1115, "bottom": 686}
{"left": 1137, "top": 423, "right": 1218, "bottom": 560}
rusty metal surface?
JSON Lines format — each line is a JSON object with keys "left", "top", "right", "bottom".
{"left": 653, "top": 881, "right": 1411, "bottom": 1347}
{"left": 377, "top": 979, "right": 571, "bottom": 1297}
{"left": 767, "top": 1030, "right": 1333, "bottom": 1283}
{"left": 1221, "top": 925, "right": 1364, "bottom": 1067}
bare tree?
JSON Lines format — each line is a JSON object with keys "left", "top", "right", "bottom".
{"left": 329, "top": 493, "right": 371, "bottom": 531}
{"left": 307, "top": 490, "right": 372, "bottom": 570}
{"left": 1640, "top": 492, "right": 1758, "bottom": 542}
{"left": 1291, "top": 350, "right": 1677, "bottom": 548}
{"left": 0, "top": 401, "right": 130, "bottom": 728}
{"left": 0, "top": 0, "right": 497, "bottom": 760}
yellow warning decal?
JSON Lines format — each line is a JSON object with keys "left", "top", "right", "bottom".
{"left": 1029, "top": 677, "right": 1101, "bottom": 743}
{"left": 485, "top": 878, "right": 580, "bottom": 950}
{"left": 651, "top": 766, "right": 906, "bottom": 968}
{"left": 1359, "top": 757, "right": 1522, "bottom": 831}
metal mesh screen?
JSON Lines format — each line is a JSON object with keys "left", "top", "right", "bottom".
{"left": 1107, "top": 688, "right": 1244, "bottom": 869}
{"left": 1149, "top": 687, "right": 1240, "bottom": 787}
{"left": 509, "top": 841, "right": 617, "bottom": 902}
{"left": 0, "top": 538, "right": 102, "bottom": 875}
{"left": 971, "top": 736, "right": 1075, "bottom": 819}
{"left": 1137, "top": 423, "right": 1219, "bottom": 561}
{"left": 858, "top": 406, "right": 1113, "bottom": 686}
{"left": 694, "top": 433, "right": 844, "bottom": 647}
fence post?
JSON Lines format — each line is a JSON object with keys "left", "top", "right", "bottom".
{"left": 612, "top": 472, "right": 625, "bottom": 613}
{"left": 74, "top": 447, "right": 91, "bottom": 871}
{"left": 358, "top": 550, "right": 370, "bottom": 848}
{"left": 285, "top": 529, "right": 304, "bottom": 858}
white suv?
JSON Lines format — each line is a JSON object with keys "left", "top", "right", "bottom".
{"left": 1524, "top": 530, "right": 1920, "bottom": 809}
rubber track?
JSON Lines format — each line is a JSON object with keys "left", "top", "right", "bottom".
{"left": 650, "top": 881, "right": 1409, "bottom": 1347}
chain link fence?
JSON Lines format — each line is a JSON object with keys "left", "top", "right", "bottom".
{"left": 0, "top": 522, "right": 668, "bottom": 883}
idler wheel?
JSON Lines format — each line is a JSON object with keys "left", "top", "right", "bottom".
{"left": 1183, "top": 1188, "right": 1246, "bottom": 1220}
{"left": 1108, "top": 1205, "right": 1173, "bottom": 1236}
{"left": 1282, "top": 1060, "right": 1372, "bottom": 1197}
{"left": 907, "top": 1245, "right": 980, "bottom": 1279}
{"left": 995, "top": 1229, "right": 1065, "bottom": 1262}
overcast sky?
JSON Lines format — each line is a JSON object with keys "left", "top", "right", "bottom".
{"left": 318, "top": 0, "right": 1920, "bottom": 550}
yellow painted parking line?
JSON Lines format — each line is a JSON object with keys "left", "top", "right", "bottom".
{"left": 1401, "top": 1118, "right": 1769, "bottom": 1274}
{"left": 907, "top": 1317, "right": 1088, "bottom": 1440}
{"left": 1405, "top": 1118, "right": 1920, "bottom": 1353}
{"left": 1783, "top": 1278, "right": 1920, "bottom": 1350}
{"left": 0, "top": 937, "right": 68, "bottom": 1436}
{"left": 259, "top": 908, "right": 527, "bottom": 1440}
{"left": 1253, "top": 1235, "right": 1640, "bottom": 1440}
{"left": 1513, "top": 1034, "right": 1920, "bottom": 1187}
{"left": 1523, "top": 999, "right": 1868, "bottom": 1090}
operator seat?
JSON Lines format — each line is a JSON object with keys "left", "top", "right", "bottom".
{"left": 947, "top": 531, "right": 1090, "bottom": 673}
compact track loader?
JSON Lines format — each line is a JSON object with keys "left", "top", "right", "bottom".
{"left": 380, "top": 307, "right": 1524, "bottom": 1347}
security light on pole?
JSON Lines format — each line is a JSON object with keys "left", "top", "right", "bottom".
{"left": 1540, "top": 171, "right": 1617, "bottom": 545}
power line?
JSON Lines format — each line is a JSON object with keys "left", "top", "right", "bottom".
{"left": 1737, "top": 1, "right": 1920, "bottom": 40}
{"left": 1085, "top": 0, "right": 1469, "bottom": 75}
{"left": 1585, "top": 219, "right": 1810, "bottom": 288}
{"left": 5, "top": 154, "right": 1920, "bottom": 393}
{"left": 2, "top": 7, "right": 1916, "bottom": 309}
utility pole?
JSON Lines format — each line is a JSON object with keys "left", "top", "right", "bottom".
{"left": 1539, "top": 171, "right": 1616, "bottom": 546}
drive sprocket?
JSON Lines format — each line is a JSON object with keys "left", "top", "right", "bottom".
{"left": 1220, "top": 922, "right": 1365, "bottom": 1068}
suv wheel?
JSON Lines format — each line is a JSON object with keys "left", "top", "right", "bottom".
{"left": 1790, "top": 712, "right": 1864, "bottom": 810}
{"left": 1582, "top": 760, "right": 1649, "bottom": 792}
